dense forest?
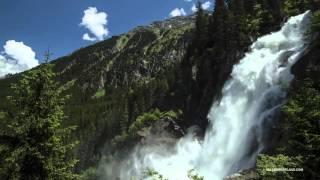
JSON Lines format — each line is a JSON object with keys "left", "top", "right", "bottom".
{"left": 1, "top": 0, "right": 320, "bottom": 179}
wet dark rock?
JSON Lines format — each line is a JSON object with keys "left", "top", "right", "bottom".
{"left": 137, "top": 118, "right": 185, "bottom": 147}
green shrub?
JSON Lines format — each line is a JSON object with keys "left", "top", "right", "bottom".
{"left": 143, "top": 169, "right": 203, "bottom": 180}
{"left": 111, "top": 109, "right": 180, "bottom": 148}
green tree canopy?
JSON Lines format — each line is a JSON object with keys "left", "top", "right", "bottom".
{"left": 0, "top": 64, "right": 78, "bottom": 179}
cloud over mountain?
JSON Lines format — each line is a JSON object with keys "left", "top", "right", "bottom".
{"left": 0, "top": 40, "right": 39, "bottom": 77}
{"left": 80, "top": 7, "right": 109, "bottom": 41}
{"left": 169, "top": 8, "right": 187, "bottom": 17}
{"left": 191, "top": 1, "right": 213, "bottom": 12}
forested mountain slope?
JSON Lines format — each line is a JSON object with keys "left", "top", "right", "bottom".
{"left": 0, "top": 15, "right": 195, "bottom": 169}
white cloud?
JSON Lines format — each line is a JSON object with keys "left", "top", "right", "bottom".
{"left": 184, "top": 0, "right": 192, "bottom": 2}
{"left": 169, "top": 8, "right": 187, "bottom": 17}
{"left": 191, "top": 4, "right": 197, "bottom": 12}
{"left": 0, "top": 40, "right": 39, "bottom": 77}
{"left": 82, "top": 33, "right": 97, "bottom": 41}
{"left": 191, "top": 1, "right": 213, "bottom": 12}
{"left": 80, "top": 7, "right": 109, "bottom": 41}
{"left": 202, "top": 1, "right": 212, "bottom": 10}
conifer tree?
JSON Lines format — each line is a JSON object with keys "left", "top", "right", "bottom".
{"left": 207, "top": 0, "right": 229, "bottom": 59}
{"left": 243, "top": 0, "right": 255, "bottom": 13}
{"left": 283, "top": 0, "right": 320, "bottom": 16}
{"left": 194, "top": 1, "right": 208, "bottom": 53}
{"left": 208, "top": 0, "right": 228, "bottom": 47}
{"left": 0, "top": 64, "right": 78, "bottom": 179}
{"left": 229, "top": 0, "right": 248, "bottom": 49}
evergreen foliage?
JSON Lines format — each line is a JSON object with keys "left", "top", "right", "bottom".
{"left": 258, "top": 66, "right": 320, "bottom": 179}
{"left": 284, "top": 0, "right": 312, "bottom": 16}
{"left": 280, "top": 79, "right": 320, "bottom": 179}
{"left": 187, "top": 169, "right": 204, "bottom": 180}
{"left": 311, "top": 10, "right": 320, "bottom": 33}
{"left": 249, "top": 2, "right": 274, "bottom": 34}
{"left": 208, "top": 0, "right": 229, "bottom": 50}
{"left": 228, "top": 0, "right": 248, "bottom": 49}
{"left": 0, "top": 64, "right": 78, "bottom": 179}
{"left": 256, "top": 154, "right": 302, "bottom": 179}
{"left": 194, "top": 1, "right": 209, "bottom": 55}
{"left": 144, "top": 169, "right": 168, "bottom": 180}
{"left": 283, "top": 0, "right": 320, "bottom": 16}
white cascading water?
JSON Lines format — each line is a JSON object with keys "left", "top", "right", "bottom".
{"left": 110, "top": 12, "right": 311, "bottom": 180}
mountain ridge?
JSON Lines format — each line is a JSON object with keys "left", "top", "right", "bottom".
{"left": 0, "top": 14, "right": 196, "bottom": 170}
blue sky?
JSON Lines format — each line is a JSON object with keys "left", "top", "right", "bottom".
{"left": 0, "top": 0, "right": 213, "bottom": 77}
{"left": 0, "top": 0, "right": 214, "bottom": 59}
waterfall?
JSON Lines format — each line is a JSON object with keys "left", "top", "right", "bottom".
{"left": 108, "top": 11, "right": 311, "bottom": 180}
